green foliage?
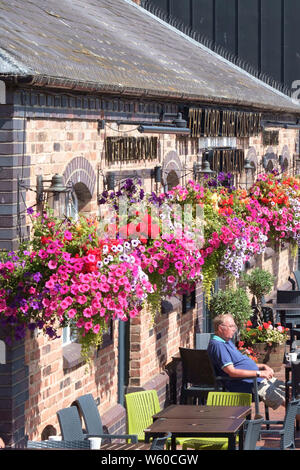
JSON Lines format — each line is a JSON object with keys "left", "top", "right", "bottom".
{"left": 241, "top": 268, "right": 274, "bottom": 304}
{"left": 209, "top": 287, "right": 253, "bottom": 330}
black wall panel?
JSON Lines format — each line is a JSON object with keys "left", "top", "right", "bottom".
{"left": 283, "top": 0, "right": 300, "bottom": 88}
{"left": 214, "top": 0, "right": 237, "bottom": 54}
{"left": 191, "top": 0, "right": 214, "bottom": 40}
{"left": 146, "top": 0, "right": 299, "bottom": 88}
{"left": 260, "top": 0, "right": 282, "bottom": 83}
{"left": 237, "top": 0, "right": 260, "bottom": 70}
{"left": 169, "top": 0, "right": 191, "bottom": 26}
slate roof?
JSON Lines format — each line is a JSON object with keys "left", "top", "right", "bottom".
{"left": 0, "top": 0, "right": 300, "bottom": 114}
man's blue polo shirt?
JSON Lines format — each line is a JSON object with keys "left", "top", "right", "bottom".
{"left": 207, "top": 335, "right": 262, "bottom": 393}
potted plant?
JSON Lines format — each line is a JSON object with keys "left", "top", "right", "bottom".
{"left": 241, "top": 267, "right": 275, "bottom": 326}
{"left": 239, "top": 320, "right": 289, "bottom": 371}
{"left": 209, "top": 287, "right": 253, "bottom": 331}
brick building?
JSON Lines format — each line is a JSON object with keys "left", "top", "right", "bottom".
{"left": 1, "top": 0, "right": 300, "bottom": 447}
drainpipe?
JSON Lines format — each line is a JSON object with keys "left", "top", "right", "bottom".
{"left": 118, "top": 320, "right": 125, "bottom": 406}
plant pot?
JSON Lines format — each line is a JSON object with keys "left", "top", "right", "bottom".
{"left": 251, "top": 342, "right": 286, "bottom": 372}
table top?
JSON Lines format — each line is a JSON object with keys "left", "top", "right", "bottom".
{"left": 263, "top": 303, "right": 300, "bottom": 311}
{"left": 144, "top": 417, "right": 245, "bottom": 437}
{"left": 101, "top": 442, "right": 151, "bottom": 451}
{"left": 153, "top": 405, "right": 251, "bottom": 421}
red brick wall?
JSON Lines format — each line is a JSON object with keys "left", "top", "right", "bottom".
{"left": 24, "top": 326, "right": 120, "bottom": 439}
{"left": 10, "top": 88, "right": 298, "bottom": 442}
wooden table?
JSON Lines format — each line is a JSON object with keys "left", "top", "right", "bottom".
{"left": 144, "top": 416, "right": 245, "bottom": 451}
{"left": 101, "top": 442, "right": 151, "bottom": 450}
{"left": 153, "top": 404, "right": 251, "bottom": 421}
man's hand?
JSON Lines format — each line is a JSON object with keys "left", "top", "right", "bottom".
{"left": 259, "top": 369, "right": 274, "bottom": 380}
{"left": 258, "top": 364, "right": 274, "bottom": 378}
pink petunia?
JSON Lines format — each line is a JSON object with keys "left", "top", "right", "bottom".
{"left": 67, "top": 308, "right": 77, "bottom": 319}
{"left": 64, "top": 230, "right": 73, "bottom": 241}
{"left": 76, "top": 295, "right": 87, "bottom": 305}
{"left": 93, "top": 324, "right": 101, "bottom": 334}
{"left": 48, "top": 260, "right": 57, "bottom": 270}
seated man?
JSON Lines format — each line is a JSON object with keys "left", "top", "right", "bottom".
{"left": 207, "top": 313, "right": 285, "bottom": 410}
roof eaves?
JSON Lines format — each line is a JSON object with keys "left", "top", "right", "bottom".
{"left": 1, "top": 72, "right": 298, "bottom": 114}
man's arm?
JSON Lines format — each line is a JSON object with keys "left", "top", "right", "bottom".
{"left": 223, "top": 364, "right": 274, "bottom": 380}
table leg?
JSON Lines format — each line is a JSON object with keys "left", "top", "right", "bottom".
{"left": 285, "top": 366, "right": 290, "bottom": 410}
{"left": 228, "top": 435, "right": 236, "bottom": 450}
{"left": 238, "top": 427, "right": 244, "bottom": 450}
{"left": 171, "top": 435, "right": 176, "bottom": 451}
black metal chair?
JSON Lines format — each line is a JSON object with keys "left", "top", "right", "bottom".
{"left": 277, "top": 290, "right": 300, "bottom": 347}
{"left": 57, "top": 405, "right": 138, "bottom": 443}
{"left": 73, "top": 393, "right": 137, "bottom": 442}
{"left": 258, "top": 399, "right": 300, "bottom": 450}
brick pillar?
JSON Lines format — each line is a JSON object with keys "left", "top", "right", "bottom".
{"left": 0, "top": 100, "right": 30, "bottom": 250}
{"left": 0, "top": 89, "right": 30, "bottom": 448}
{"left": 0, "top": 334, "right": 29, "bottom": 448}
{"left": 128, "top": 315, "right": 142, "bottom": 388}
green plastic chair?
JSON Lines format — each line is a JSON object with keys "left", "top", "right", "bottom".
{"left": 125, "top": 390, "right": 192, "bottom": 449}
{"left": 125, "top": 390, "right": 161, "bottom": 441}
{"left": 182, "top": 391, "right": 252, "bottom": 451}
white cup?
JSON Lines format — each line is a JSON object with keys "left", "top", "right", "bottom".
{"left": 286, "top": 352, "right": 298, "bottom": 363}
{"left": 48, "top": 435, "right": 62, "bottom": 441}
{"left": 88, "top": 437, "right": 102, "bottom": 449}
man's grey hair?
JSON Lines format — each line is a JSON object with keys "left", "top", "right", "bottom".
{"left": 212, "top": 313, "right": 234, "bottom": 332}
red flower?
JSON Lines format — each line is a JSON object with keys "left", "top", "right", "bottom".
{"left": 41, "top": 236, "right": 51, "bottom": 245}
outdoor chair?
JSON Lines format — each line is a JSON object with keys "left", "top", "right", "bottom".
{"left": 125, "top": 390, "right": 161, "bottom": 442}
{"left": 195, "top": 333, "right": 212, "bottom": 350}
{"left": 276, "top": 290, "right": 300, "bottom": 326}
{"left": 57, "top": 405, "right": 138, "bottom": 443}
{"left": 181, "top": 391, "right": 252, "bottom": 451}
{"left": 179, "top": 348, "right": 223, "bottom": 405}
{"left": 27, "top": 439, "right": 91, "bottom": 449}
{"left": 125, "top": 389, "right": 193, "bottom": 449}
{"left": 150, "top": 432, "right": 172, "bottom": 450}
{"left": 286, "top": 359, "right": 300, "bottom": 430}
{"left": 73, "top": 393, "right": 136, "bottom": 442}
{"left": 179, "top": 347, "right": 269, "bottom": 421}
{"left": 291, "top": 340, "right": 300, "bottom": 352}
{"left": 182, "top": 417, "right": 264, "bottom": 451}
{"left": 292, "top": 271, "right": 300, "bottom": 290}
{"left": 258, "top": 398, "right": 300, "bottom": 450}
